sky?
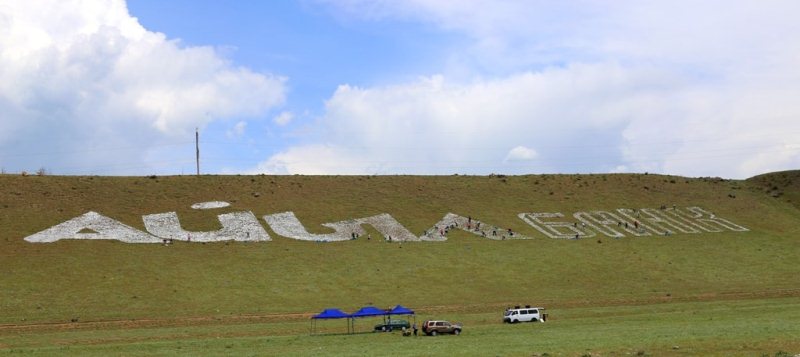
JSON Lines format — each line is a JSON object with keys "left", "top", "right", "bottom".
{"left": 1, "top": 1, "right": 799, "bottom": 178}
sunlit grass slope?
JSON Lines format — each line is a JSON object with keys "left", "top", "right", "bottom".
{"left": 0, "top": 172, "right": 798, "bottom": 326}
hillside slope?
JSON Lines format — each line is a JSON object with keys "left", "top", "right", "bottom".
{"left": 0, "top": 173, "right": 798, "bottom": 325}
{"left": 747, "top": 170, "right": 800, "bottom": 210}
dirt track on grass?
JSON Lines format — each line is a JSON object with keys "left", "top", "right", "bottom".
{"left": 1, "top": 288, "right": 798, "bottom": 336}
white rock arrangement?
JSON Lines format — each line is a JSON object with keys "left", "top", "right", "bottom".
{"left": 521, "top": 207, "right": 749, "bottom": 239}
{"left": 420, "top": 213, "right": 532, "bottom": 241}
{"left": 351, "top": 213, "right": 419, "bottom": 242}
{"left": 517, "top": 212, "right": 592, "bottom": 239}
{"left": 190, "top": 201, "right": 231, "bottom": 210}
{"left": 681, "top": 206, "right": 748, "bottom": 232}
{"left": 573, "top": 211, "right": 645, "bottom": 238}
{"left": 24, "top": 211, "right": 162, "bottom": 243}
{"left": 23, "top": 203, "right": 747, "bottom": 244}
{"left": 263, "top": 212, "right": 418, "bottom": 242}
{"left": 143, "top": 211, "right": 271, "bottom": 242}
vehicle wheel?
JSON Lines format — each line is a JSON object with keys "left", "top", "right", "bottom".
{"left": 431, "top": 330, "right": 438, "bottom": 336}
{"left": 388, "top": 327, "right": 393, "bottom": 332}
{"left": 512, "top": 319, "right": 518, "bottom": 324}
{"left": 381, "top": 326, "right": 387, "bottom": 332}
{"left": 531, "top": 318, "right": 538, "bottom": 323}
{"left": 454, "top": 329, "right": 461, "bottom": 335}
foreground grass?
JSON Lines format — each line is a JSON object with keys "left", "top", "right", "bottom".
{"left": 2, "top": 297, "right": 798, "bottom": 356}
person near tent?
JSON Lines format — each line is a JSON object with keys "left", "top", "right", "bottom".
{"left": 412, "top": 322, "right": 418, "bottom": 336}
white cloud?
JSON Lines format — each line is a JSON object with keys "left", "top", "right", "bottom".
{"left": 252, "top": 144, "right": 369, "bottom": 175}
{"left": 276, "top": 0, "right": 800, "bottom": 178}
{"left": 254, "top": 65, "right": 681, "bottom": 175}
{"left": 611, "top": 165, "right": 629, "bottom": 174}
{"left": 273, "top": 111, "right": 294, "bottom": 126}
{"left": 0, "top": 0, "right": 285, "bottom": 174}
{"left": 320, "top": 1, "right": 800, "bottom": 74}
{"left": 254, "top": 68, "right": 800, "bottom": 177}
{"left": 227, "top": 121, "right": 247, "bottom": 138}
{"left": 504, "top": 146, "right": 537, "bottom": 162}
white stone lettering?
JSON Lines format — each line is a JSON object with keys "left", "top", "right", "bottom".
{"left": 639, "top": 208, "right": 700, "bottom": 234}
{"left": 22, "top": 203, "right": 748, "bottom": 244}
{"left": 681, "top": 207, "right": 749, "bottom": 232}
{"left": 24, "top": 211, "right": 160, "bottom": 243}
{"left": 420, "top": 213, "right": 531, "bottom": 241}
{"left": 263, "top": 212, "right": 417, "bottom": 242}
{"left": 262, "top": 212, "right": 354, "bottom": 242}
{"left": 191, "top": 201, "right": 231, "bottom": 210}
{"left": 358, "top": 213, "right": 419, "bottom": 242}
{"left": 615, "top": 209, "right": 663, "bottom": 235}
{"left": 573, "top": 211, "right": 650, "bottom": 238}
{"left": 518, "top": 212, "right": 595, "bottom": 239}
{"left": 143, "top": 211, "right": 270, "bottom": 242}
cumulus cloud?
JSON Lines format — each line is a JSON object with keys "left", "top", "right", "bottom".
{"left": 273, "top": 111, "right": 294, "bottom": 126}
{"left": 319, "top": 1, "right": 800, "bottom": 74}
{"left": 255, "top": 65, "right": 675, "bottom": 175}
{"left": 227, "top": 121, "right": 248, "bottom": 138}
{"left": 0, "top": 0, "right": 285, "bottom": 174}
{"left": 252, "top": 144, "right": 368, "bottom": 175}
{"left": 504, "top": 146, "right": 537, "bottom": 162}
{"left": 263, "top": 0, "right": 800, "bottom": 178}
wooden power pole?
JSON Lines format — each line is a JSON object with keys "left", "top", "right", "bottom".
{"left": 195, "top": 127, "right": 200, "bottom": 176}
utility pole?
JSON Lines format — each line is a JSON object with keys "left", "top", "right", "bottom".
{"left": 195, "top": 127, "right": 200, "bottom": 176}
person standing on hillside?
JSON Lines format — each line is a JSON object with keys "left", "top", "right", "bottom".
{"left": 412, "top": 322, "right": 418, "bottom": 336}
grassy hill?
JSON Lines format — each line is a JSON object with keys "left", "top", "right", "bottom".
{"left": 748, "top": 170, "right": 800, "bottom": 210}
{"left": 1, "top": 172, "right": 799, "bottom": 355}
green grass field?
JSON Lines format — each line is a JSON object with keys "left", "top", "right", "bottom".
{"left": 1, "top": 172, "right": 798, "bottom": 355}
{"left": 3, "top": 298, "right": 799, "bottom": 356}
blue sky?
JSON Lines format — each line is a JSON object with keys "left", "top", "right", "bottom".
{"left": 125, "top": 0, "right": 464, "bottom": 175}
{"left": 128, "top": 1, "right": 455, "bottom": 103}
{"left": 1, "top": 1, "right": 799, "bottom": 178}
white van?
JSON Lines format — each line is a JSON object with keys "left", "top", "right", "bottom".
{"left": 503, "top": 306, "right": 546, "bottom": 323}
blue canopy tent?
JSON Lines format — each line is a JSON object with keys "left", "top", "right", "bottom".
{"left": 351, "top": 306, "right": 387, "bottom": 317}
{"left": 310, "top": 305, "right": 416, "bottom": 335}
{"left": 350, "top": 306, "right": 389, "bottom": 333}
{"left": 388, "top": 304, "right": 414, "bottom": 316}
{"left": 310, "top": 308, "right": 352, "bottom": 335}
{"left": 388, "top": 304, "right": 416, "bottom": 327}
